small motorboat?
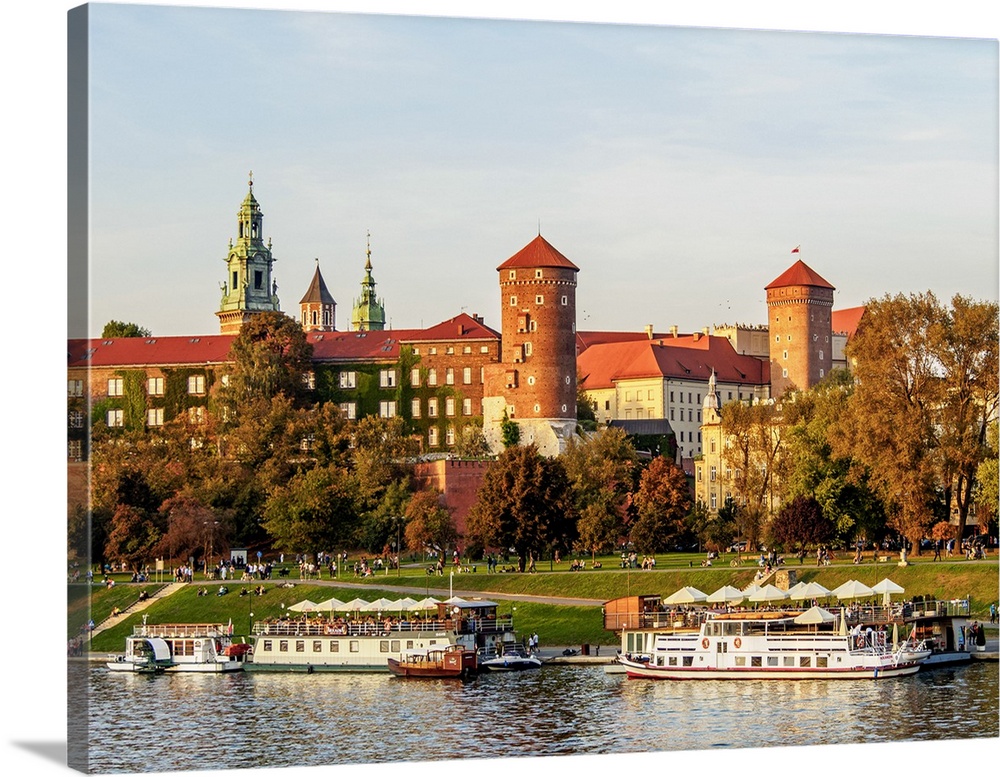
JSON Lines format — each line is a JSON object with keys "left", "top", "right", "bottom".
{"left": 387, "top": 645, "right": 477, "bottom": 679}
{"left": 478, "top": 643, "right": 543, "bottom": 671}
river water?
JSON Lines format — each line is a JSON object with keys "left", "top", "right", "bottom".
{"left": 78, "top": 660, "right": 998, "bottom": 774}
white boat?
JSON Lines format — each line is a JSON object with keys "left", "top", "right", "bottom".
{"left": 616, "top": 608, "right": 928, "bottom": 680}
{"left": 246, "top": 598, "right": 517, "bottom": 673}
{"left": 106, "top": 624, "right": 248, "bottom": 673}
{"left": 477, "top": 643, "right": 543, "bottom": 671}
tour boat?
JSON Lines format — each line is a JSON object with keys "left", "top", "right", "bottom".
{"left": 477, "top": 642, "right": 543, "bottom": 671}
{"left": 387, "top": 644, "right": 478, "bottom": 679}
{"left": 897, "top": 597, "right": 974, "bottom": 667}
{"left": 107, "top": 623, "right": 248, "bottom": 673}
{"left": 616, "top": 608, "right": 927, "bottom": 680}
{"left": 246, "top": 598, "right": 517, "bottom": 673}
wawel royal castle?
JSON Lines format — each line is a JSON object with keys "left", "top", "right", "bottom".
{"left": 68, "top": 177, "right": 863, "bottom": 502}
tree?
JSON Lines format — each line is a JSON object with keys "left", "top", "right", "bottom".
{"left": 102, "top": 320, "right": 151, "bottom": 338}
{"left": 403, "top": 490, "right": 458, "bottom": 556}
{"left": 766, "top": 495, "right": 833, "bottom": 554}
{"left": 262, "top": 465, "right": 358, "bottom": 553}
{"left": 104, "top": 505, "right": 161, "bottom": 572}
{"left": 562, "top": 427, "right": 638, "bottom": 558}
{"left": 221, "top": 311, "right": 313, "bottom": 411}
{"left": 500, "top": 412, "right": 520, "bottom": 448}
{"left": 155, "top": 495, "right": 228, "bottom": 565}
{"left": 629, "top": 456, "right": 691, "bottom": 553}
{"left": 465, "top": 444, "right": 577, "bottom": 571}
{"left": 975, "top": 420, "right": 998, "bottom": 534}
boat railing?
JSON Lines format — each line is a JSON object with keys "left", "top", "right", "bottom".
{"left": 133, "top": 623, "right": 227, "bottom": 638}
{"left": 252, "top": 617, "right": 515, "bottom": 637}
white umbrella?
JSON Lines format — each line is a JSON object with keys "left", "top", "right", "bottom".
{"left": 800, "top": 581, "right": 832, "bottom": 599}
{"left": 741, "top": 583, "right": 762, "bottom": 597}
{"left": 362, "top": 597, "right": 397, "bottom": 612}
{"left": 394, "top": 597, "right": 419, "bottom": 610}
{"left": 340, "top": 597, "right": 370, "bottom": 611}
{"left": 663, "top": 586, "right": 709, "bottom": 605}
{"left": 786, "top": 581, "right": 810, "bottom": 601}
{"left": 314, "top": 597, "right": 346, "bottom": 612}
{"left": 706, "top": 585, "right": 745, "bottom": 604}
{"left": 831, "top": 580, "right": 875, "bottom": 600}
{"left": 793, "top": 605, "right": 837, "bottom": 625}
{"left": 749, "top": 584, "right": 788, "bottom": 603}
{"left": 287, "top": 599, "right": 318, "bottom": 612}
{"left": 444, "top": 596, "right": 466, "bottom": 604}
{"left": 410, "top": 597, "right": 440, "bottom": 611}
{"left": 871, "top": 578, "right": 905, "bottom": 606}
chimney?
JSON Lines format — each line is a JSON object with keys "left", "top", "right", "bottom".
{"left": 670, "top": 325, "right": 679, "bottom": 338}
{"left": 702, "top": 327, "right": 710, "bottom": 336}
{"left": 473, "top": 313, "right": 483, "bottom": 324}
{"left": 693, "top": 332, "right": 701, "bottom": 342}
{"left": 644, "top": 324, "right": 654, "bottom": 339}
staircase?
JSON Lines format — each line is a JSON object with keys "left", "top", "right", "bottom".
{"left": 91, "top": 582, "right": 187, "bottom": 636}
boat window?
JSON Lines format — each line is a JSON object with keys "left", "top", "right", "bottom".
{"left": 716, "top": 642, "right": 728, "bottom": 654}
{"left": 799, "top": 656, "right": 811, "bottom": 667}
{"left": 656, "top": 655, "right": 665, "bottom": 666}
{"left": 751, "top": 656, "right": 762, "bottom": 667}
{"left": 296, "top": 641, "right": 305, "bottom": 653}
{"left": 783, "top": 656, "right": 795, "bottom": 666}
{"left": 735, "top": 656, "right": 746, "bottom": 666}
{"left": 262, "top": 640, "right": 272, "bottom": 652}
{"left": 391, "top": 640, "right": 400, "bottom": 652}
{"left": 380, "top": 641, "right": 390, "bottom": 653}
{"left": 767, "top": 656, "right": 778, "bottom": 666}
{"left": 279, "top": 640, "right": 288, "bottom": 652}
{"left": 312, "top": 641, "right": 322, "bottom": 653}
{"left": 329, "top": 641, "right": 339, "bottom": 652}
{"left": 816, "top": 656, "right": 828, "bottom": 667}
{"left": 682, "top": 656, "right": 694, "bottom": 667}
{"left": 669, "top": 657, "right": 677, "bottom": 666}
{"left": 350, "top": 641, "right": 360, "bottom": 653}
{"left": 405, "top": 640, "right": 414, "bottom": 650}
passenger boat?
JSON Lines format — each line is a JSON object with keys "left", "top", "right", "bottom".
{"left": 477, "top": 643, "right": 543, "bottom": 671}
{"left": 613, "top": 604, "right": 927, "bottom": 680}
{"left": 387, "top": 644, "right": 477, "bottom": 679}
{"left": 897, "top": 597, "right": 974, "bottom": 667}
{"left": 106, "top": 623, "right": 248, "bottom": 673}
{"left": 246, "top": 598, "right": 517, "bottom": 673}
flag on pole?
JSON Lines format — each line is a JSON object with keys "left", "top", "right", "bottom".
{"left": 227, "top": 617, "right": 233, "bottom": 636}
{"left": 791, "top": 245, "right": 800, "bottom": 253}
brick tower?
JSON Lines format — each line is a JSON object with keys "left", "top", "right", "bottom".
{"left": 299, "top": 259, "right": 337, "bottom": 332}
{"left": 483, "top": 235, "right": 579, "bottom": 456}
{"left": 765, "top": 252, "right": 835, "bottom": 396}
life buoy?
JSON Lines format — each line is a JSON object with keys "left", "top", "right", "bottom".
{"left": 701, "top": 638, "right": 710, "bottom": 649}
{"left": 734, "top": 637, "right": 742, "bottom": 649}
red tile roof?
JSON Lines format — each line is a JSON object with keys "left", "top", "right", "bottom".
{"left": 576, "top": 330, "right": 675, "bottom": 355}
{"left": 299, "top": 265, "right": 337, "bottom": 305}
{"left": 68, "top": 335, "right": 236, "bottom": 368}
{"left": 578, "top": 335, "right": 769, "bottom": 390}
{"left": 765, "top": 259, "right": 834, "bottom": 291}
{"left": 832, "top": 306, "right": 865, "bottom": 338}
{"left": 496, "top": 235, "right": 580, "bottom": 272}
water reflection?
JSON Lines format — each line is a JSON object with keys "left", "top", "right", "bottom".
{"left": 84, "top": 663, "right": 999, "bottom": 773}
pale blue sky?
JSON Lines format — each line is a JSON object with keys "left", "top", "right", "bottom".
{"left": 80, "top": 2, "right": 998, "bottom": 337}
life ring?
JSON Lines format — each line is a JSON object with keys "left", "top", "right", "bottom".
{"left": 734, "top": 637, "right": 742, "bottom": 649}
{"left": 701, "top": 638, "right": 709, "bottom": 649}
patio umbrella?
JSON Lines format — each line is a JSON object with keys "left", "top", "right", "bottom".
{"left": 287, "top": 599, "right": 318, "bottom": 612}
{"left": 340, "top": 597, "right": 370, "bottom": 611}
{"left": 706, "top": 585, "right": 745, "bottom": 605}
{"left": 394, "top": 597, "right": 419, "bottom": 611}
{"left": 741, "top": 583, "right": 762, "bottom": 597}
{"left": 871, "top": 578, "right": 905, "bottom": 606}
{"left": 444, "top": 596, "right": 466, "bottom": 604}
{"left": 793, "top": 605, "right": 837, "bottom": 625}
{"left": 663, "top": 586, "right": 709, "bottom": 605}
{"left": 748, "top": 584, "right": 788, "bottom": 603}
{"left": 831, "top": 580, "right": 875, "bottom": 600}
{"left": 362, "top": 597, "right": 398, "bottom": 612}
{"left": 785, "top": 581, "right": 810, "bottom": 601}
{"left": 800, "top": 581, "right": 832, "bottom": 599}
{"left": 314, "top": 597, "right": 346, "bottom": 612}
{"left": 410, "top": 597, "right": 440, "bottom": 611}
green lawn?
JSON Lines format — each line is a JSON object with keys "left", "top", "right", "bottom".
{"left": 76, "top": 554, "right": 999, "bottom": 652}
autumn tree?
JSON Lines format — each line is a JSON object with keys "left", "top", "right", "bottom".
{"left": 465, "top": 444, "right": 577, "bottom": 571}
{"left": 262, "top": 465, "right": 358, "bottom": 554}
{"left": 155, "top": 495, "right": 228, "bottom": 566}
{"left": 562, "top": 427, "right": 638, "bottom": 559}
{"left": 102, "top": 320, "right": 151, "bottom": 338}
{"left": 403, "top": 490, "right": 458, "bottom": 556}
{"left": 975, "top": 420, "right": 998, "bottom": 534}
{"left": 630, "top": 456, "right": 691, "bottom": 553}
{"left": 766, "top": 495, "right": 833, "bottom": 554}
{"left": 104, "top": 504, "right": 161, "bottom": 572}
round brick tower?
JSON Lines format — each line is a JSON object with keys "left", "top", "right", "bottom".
{"left": 765, "top": 253, "right": 835, "bottom": 397}
{"left": 483, "top": 235, "right": 579, "bottom": 456}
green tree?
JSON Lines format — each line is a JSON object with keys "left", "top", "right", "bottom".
{"left": 500, "top": 412, "right": 521, "bottom": 448}
{"left": 766, "top": 495, "right": 833, "bottom": 554}
{"left": 403, "top": 490, "right": 459, "bottom": 556}
{"left": 154, "top": 495, "right": 228, "bottom": 566}
{"left": 102, "top": 320, "right": 151, "bottom": 338}
{"left": 262, "top": 465, "right": 358, "bottom": 554}
{"left": 975, "top": 420, "right": 998, "bottom": 536}
{"left": 466, "top": 444, "right": 577, "bottom": 571}
{"left": 104, "top": 504, "right": 161, "bottom": 572}
{"left": 221, "top": 311, "right": 313, "bottom": 411}
{"left": 630, "top": 456, "right": 691, "bottom": 553}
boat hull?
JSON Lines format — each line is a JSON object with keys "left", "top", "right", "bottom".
{"left": 479, "top": 657, "right": 542, "bottom": 671}
{"left": 619, "top": 656, "right": 923, "bottom": 680}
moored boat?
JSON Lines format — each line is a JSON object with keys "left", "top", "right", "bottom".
{"left": 477, "top": 642, "right": 542, "bottom": 671}
{"left": 387, "top": 644, "right": 478, "bottom": 679}
{"left": 107, "top": 623, "right": 247, "bottom": 673}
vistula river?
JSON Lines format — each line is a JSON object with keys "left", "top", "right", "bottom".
{"left": 77, "top": 661, "right": 998, "bottom": 773}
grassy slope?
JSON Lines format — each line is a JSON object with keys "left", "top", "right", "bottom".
{"left": 78, "top": 557, "right": 999, "bottom": 652}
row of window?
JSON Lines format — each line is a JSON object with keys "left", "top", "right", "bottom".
{"left": 87, "top": 376, "right": 207, "bottom": 398}
{"left": 339, "top": 367, "right": 483, "bottom": 390}
{"left": 105, "top": 406, "right": 205, "bottom": 428}
{"left": 508, "top": 293, "right": 569, "bottom": 306}
{"left": 412, "top": 345, "right": 491, "bottom": 356}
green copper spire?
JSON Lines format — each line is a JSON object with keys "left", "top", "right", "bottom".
{"left": 351, "top": 232, "right": 387, "bottom": 331}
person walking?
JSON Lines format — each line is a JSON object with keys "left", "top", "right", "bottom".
{"left": 990, "top": 602, "right": 997, "bottom": 625}
{"left": 933, "top": 540, "right": 941, "bottom": 561}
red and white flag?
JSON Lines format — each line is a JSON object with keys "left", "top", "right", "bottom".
{"left": 791, "top": 245, "right": 800, "bottom": 253}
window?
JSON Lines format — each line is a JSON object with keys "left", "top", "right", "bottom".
{"left": 524, "top": 342, "right": 532, "bottom": 357}
{"left": 480, "top": 346, "right": 489, "bottom": 354}
{"left": 446, "top": 426, "right": 455, "bottom": 445}
{"left": 527, "top": 376, "right": 535, "bottom": 386}
{"left": 670, "top": 391, "right": 674, "bottom": 402}
{"left": 329, "top": 641, "right": 339, "bottom": 653}
{"left": 428, "top": 368, "right": 437, "bottom": 386}
{"left": 710, "top": 493, "right": 717, "bottom": 510}
{"left": 339, "top": 402, "right": 356, "bottom": 420}
{"left": 411, "top": 368, "right": 421, "bottom": 387}
{"left": 710, "top": 466, "right": 717, "bottom": 482}
{"left": 254, "top": 270, "right": 263, "bottom": 290}
{"left": 428, "top": 398, "right": 438, "bottom": 417}
{"left": 463, "top": 367, "right": 472, "bottom": 384}
{"left": 670, "top": 408, "right": 675, "bottom": 421}
{"left": 783, "top": 350, "right": 788, "bottom": 360}
{"left": 107, "top": 378, "right": 124, "bottom": 397}
{"left": 69, "top": 410, "right": 85, "bottom": 429}
{"left": 188, "top": 406, "right": 205, "bottom": 424}
{"left": 428, "top": 347, "right": 437, "bottom": 355}
{"left": 187, "top": 375, "right": 205, "bottom": 395}
{"left": 561, "top": 295, "right": 568, "bottom": 306}
{"left": 380, "top": 641, "right": 390, "bottom": 653}
{"left": 302, "top": 372, "right": 315, "bottom": 390}
{"left": 509, "top": 270, "right": 516, "bottom": 280}
{"left": 462, "top": 398, "right": 472, "bottom": 416}
{"left": 445, "top": 397, "right": 455, "bottom": 417}
{"left": 379, "top": 400, "right": 396, "bottom": 418}
{"left": 463, "top": 346, "right": 471, "bottom": 354}
{"left": 411, "top": 398, "right": 421, "bottom": 418}
{"left": 147, "top": 377, "right": 164, "bottom": 396}
{"left": 107, "top": 409, "right": 124, "bottom": 427}
{"left": 819, "top": 369, "right": 825, "bottom": 378}
{"left": 509, "top": 296, "right": 518, "bottom": 306}
{"left": 782, "top": 368, "right": 788, "bottom": 378}
{"left": 445, "top": 368, "right": 455, "bottom": 385}
{"left": 818, "top": 350, "right": 824, "bottom": 361}
{"left": 535, "top": 269, "right": 543, "bottom": 278}
{"left": 648, "top": 390, "right": 654, "bottom": 400}
{"left": 68, "top": 379, "right": 83, "bottom": 397}
{"left": 428, "top": 427, "right": 439, "bottom": 447}
{"left": 535, "top": 295, "right": 544, "bottom": 305}
{"left": 340, "top": 371, "right": 357, "bottom": 389}
{"left": 350, "top": 641, "right": 360, "bottom": 653}
{"left": 147, "top": 408, "right": 164, "bottom": 427}
{"left": 379, "top": 369, "right": 397, "bottom": 388}
{"left": 313, "top": 641, "right": 322, "bottom": 653}
{"left": 625, "top": 391, "right": 632, "bottom": 402}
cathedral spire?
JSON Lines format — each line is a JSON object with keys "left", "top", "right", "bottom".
{"left": 351, "top": 231, "right": 386, "bottom": 331}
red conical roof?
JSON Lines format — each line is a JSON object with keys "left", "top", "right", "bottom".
{"left": 765, "top": 259, "right": 834, "bottom": 290}
{"left": 497, "top": 235, "right": 579, "bottom": 272}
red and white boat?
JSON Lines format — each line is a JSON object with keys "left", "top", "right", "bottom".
{"left": 387, "top": 644, "right": 478, "bottom": 679}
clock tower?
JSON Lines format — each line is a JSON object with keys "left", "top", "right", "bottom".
{"left": 216, "top": 173, "right": 281, "bottom": 334}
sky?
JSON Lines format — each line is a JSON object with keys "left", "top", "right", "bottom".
{"left": 4, "top": 3, "right": 999, "bottom": 777}
{"left": 74, "top": 0, "right": 999, "bottom": 338}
